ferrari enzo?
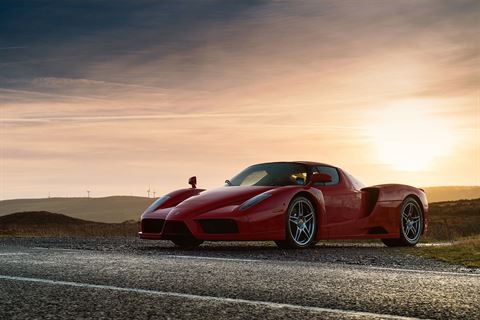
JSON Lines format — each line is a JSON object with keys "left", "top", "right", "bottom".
{"left": 139, "top": 162, "right": 428, "bottom": 248}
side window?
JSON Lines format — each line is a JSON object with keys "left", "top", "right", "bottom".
{"left": 314, "top": 166, "right": 340, "bottom": 186}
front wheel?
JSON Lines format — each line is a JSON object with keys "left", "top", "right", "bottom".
{"left": 382, "top": 197, "right": 423, "bottom": 247}
{"left": 171, "top": 237, "right": 204, "bottom": 248}
{"left": 276, "top": 196, "right": 317, "bottom": 249}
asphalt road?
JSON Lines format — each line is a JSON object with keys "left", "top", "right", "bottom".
{"left": 0, "top": 238, "right": 479, "bottom": 320}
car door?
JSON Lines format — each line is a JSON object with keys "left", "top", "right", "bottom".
{"left": 313, "top": 166, "right": 362, "bottom": 237}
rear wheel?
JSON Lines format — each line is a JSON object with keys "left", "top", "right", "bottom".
{"left": 276, "top": 196, "right": 317, "bottom": 249}
{"left": 382, "top": 197, "right": 423, "bottom": 247}
{"left": 171, "top": 238, "right": 204, "bottom": 248}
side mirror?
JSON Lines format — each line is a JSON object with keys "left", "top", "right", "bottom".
{"left": 188, "top": 176, "right": 197, "bottom": 189}
{"left": 310, "top": 172, "right": 332, "bottom": 185}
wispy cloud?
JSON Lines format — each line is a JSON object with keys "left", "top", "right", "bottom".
{"left": 0, "top": 46, "right": 27, "bottom": 50}
{"left": 0, "top": 88, "right": 110, "bottom": 101}
{"left": 0, "top": 0, "right": 478, "bottom": 199}
{"left": 0, "top": 113, "right": 272, "bottom": 123}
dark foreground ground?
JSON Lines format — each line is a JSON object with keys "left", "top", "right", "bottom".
{"left": 1, "top": 237, "right": 479, "bottom": 320}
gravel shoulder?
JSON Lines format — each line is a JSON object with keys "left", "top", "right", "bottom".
{"left": 0, "top": 236, "right": 478, "bottom": 274}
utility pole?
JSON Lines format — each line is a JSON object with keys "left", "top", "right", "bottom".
{"left": 87, "top": 190, "right": 90, "bottom": 198}
{"left": 147, "top": 186, "right": 151, "bottom": 198}
{"left": 153, "top": 189, "right": 156, "bottom": 198}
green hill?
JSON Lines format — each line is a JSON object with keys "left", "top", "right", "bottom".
{"left": 0, "top": 196, "right": 152, "bottom": 223}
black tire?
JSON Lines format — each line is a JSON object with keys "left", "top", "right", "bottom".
{"left": 171, "top": 237, "right": 204, "bottom": 248}
{"left": 382, "top": 197, "right": 423, "bottom": 247}
{"left": 275, "top": 196, "right": 317, "bottom": 249}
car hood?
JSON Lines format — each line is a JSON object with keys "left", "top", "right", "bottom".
{"left": 174, "top": 186, "right": 274, "bottom": 214}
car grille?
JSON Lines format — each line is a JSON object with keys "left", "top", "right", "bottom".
{"left": 198, "top": 219, "right": 239, "bottom": 234}
{"left": 142, "top": 219, "right": 165, "bottom": 233}
{"left": 162, "top": 221, "right": 192, "bottom": 236}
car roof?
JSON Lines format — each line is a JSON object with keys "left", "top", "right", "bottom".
{"left": 252, "top": 161, "right": 338, "bottom": 168}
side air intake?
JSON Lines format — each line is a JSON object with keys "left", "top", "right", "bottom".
{"left": 361, "top": 187, "right": 380, "bottom": 217}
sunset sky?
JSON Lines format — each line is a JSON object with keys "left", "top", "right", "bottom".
{"left": 1, "top": 0, "right": 479, "bottom": 200}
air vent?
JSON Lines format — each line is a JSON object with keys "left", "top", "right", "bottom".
{"left": 361, "top": 187, "right": 380, "bottom": 217}
{"left": 198, "top": 219, "right": 239, "bottom": 234}
{"left": 163, "top": 221, "right": 192, "bottom": 236}
{"left": 142, "top": 219, "right": 165, "bottom": 233}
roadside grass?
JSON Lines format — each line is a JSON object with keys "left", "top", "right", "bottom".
{"left": 410, "top": 236, "right": 480, "bottom": 268}
{"left": 409, "top": 199, "right": 479, "bottom": 268}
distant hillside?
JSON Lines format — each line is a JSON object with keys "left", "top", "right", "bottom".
{"left": 0, "top": 211, "right": 138, "bottom": 237}
{"left": 0, "top": 196, "right": 152, "bottom": 223}
{"left": 422, "top": 186, "right": 480, "bottom": 203}
{"left": 0, "top": 186, "right": 478, "bottom": 223}
{"left": 0, "top": 211, "right": 88, "bottom": 225}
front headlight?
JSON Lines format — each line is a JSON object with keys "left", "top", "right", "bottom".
{"left": 240, "top": 193, "right": 271, "bottom": 211}
{"left": 145, "top": 195, "right": 170, "bottom": 213}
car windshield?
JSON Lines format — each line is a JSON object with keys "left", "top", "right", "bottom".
{"left": 227, "top": 163, "right": 308, "bottom": 186}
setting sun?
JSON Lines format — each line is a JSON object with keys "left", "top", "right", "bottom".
{"left": 369, "top": 101, "right": 455, "bottom": 171}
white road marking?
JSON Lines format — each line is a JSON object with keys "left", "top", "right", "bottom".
{"left": 417, "top": 242, "right": 453, "bottom": 247}
{"left": 32, "top": 247, "right": 77, "bottom": 252}
{"left": 0, "top": 275, "right": 423, "bottom": 320}
{"left": 169, "top": 254, "right": 259, "bottom": 263}
{"left": 364, "top": 266, "right": 480, "bottom": 277}
{"left": 0, "top": 253, "right": 29, "bottom": 256}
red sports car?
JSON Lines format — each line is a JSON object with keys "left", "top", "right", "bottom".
{"left": 139, "top": 162, "right": 428, "bottom": 248}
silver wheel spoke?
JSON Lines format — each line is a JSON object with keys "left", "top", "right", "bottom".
{"left": 411, "top": 224, "right": 417, "bottom": 235}
{"left": 405, "top": 224, "right": 412, "bottom": 235}
{"left": 303, "top": 224, "right": 310, "bottom": 238}
{"left": 289, "top": 216, "right": 298, "bottom": 225}
{"left": 294, "top": 227, "right": 301, "bottom": 241}
{"left": 303, "top": 211, "right": 313, "bottom": 218}
{"left": 408, "top": 204, "right": 413, "bottom": 215}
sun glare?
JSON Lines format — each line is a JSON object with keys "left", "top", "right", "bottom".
{"left": 369, "top": 102, "right": 455, "bottom": 171}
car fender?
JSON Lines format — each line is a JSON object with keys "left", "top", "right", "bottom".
{"left": 143, "top": 188, "right": 205, "bottom": 215}
{"left": 239, "top": 186, "right": 326, "bottom": 239}
{"left": 363, "top": 184, "right": 428, "bottom": 234}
